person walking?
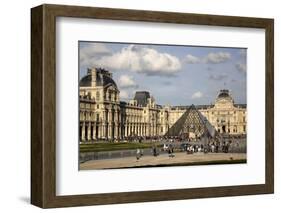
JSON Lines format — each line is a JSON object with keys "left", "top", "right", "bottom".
{"left": 168, "top": 144, "right": 174, "bottom": 158}
{"left": 215, "top": 141, "right": 219, "bottom": 153}
{"left": 136, "top": 148, "right": 141, "bottom": 161}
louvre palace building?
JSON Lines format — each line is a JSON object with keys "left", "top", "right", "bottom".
{"left": 79, "top": 68, "right": 247, "bottom": 142}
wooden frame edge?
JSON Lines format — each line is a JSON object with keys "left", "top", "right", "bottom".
{"left": 31, "top": 5, "right": 44, "bottom": 207}
{"left": 265, "top": 19, "right": 274, "bottom": 194}
{"left": 31, "top": 4, "right": 274, "bottom": 208}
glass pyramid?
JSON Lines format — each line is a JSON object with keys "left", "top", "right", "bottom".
{"left": 166, "top": 105, "right": 217, "bottom": 138}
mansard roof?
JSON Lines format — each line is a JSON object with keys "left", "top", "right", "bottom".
{"left": 134, "top": 91, "right": 150, "bottom": 107}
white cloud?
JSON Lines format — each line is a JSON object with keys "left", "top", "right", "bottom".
{"left": 80, "top": 43, "right": 112, "bottom": 67}
{"left": 204, "top": 52, "right": 231, "bottom": 63}
{"left": 185, "top": 54, "right": 200, "bottom": 64}
{"left": 191, "top": 91, "right": 203, "bottom": 99}
{"left": 118, "top": 75, "right": 138, "bottom": 89}
{"left": 119, "top": 90, "right": 129, "bottom": 99}
{"left": 236, "top": 63, "right": 247, "bottom": 73}
{"left": 184, "top": 52, "right": 231, "bottom": 65}
{"left": 91, "top": 45, "right": 181, "bottom": 76}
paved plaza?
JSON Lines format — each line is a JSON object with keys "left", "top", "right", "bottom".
{"left": 80, "top": 152, "right": 246, "bottom": 170}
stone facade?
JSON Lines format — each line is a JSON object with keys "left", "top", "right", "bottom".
{"left": 79, "top": 68, "right": 246, "bottom": 142}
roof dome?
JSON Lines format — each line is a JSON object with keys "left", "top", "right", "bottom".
{"left": 214, "top": 89, "right": 234, "bottom": 107}
{"left": 79, "top": 68, "right": 117, "bottom": 88}
{"left": 217, "top": 89, "right": 231, "bottom": 99}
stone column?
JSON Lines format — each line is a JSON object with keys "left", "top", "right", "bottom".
{"left": 92, "top": 123, "right": 96, "bottom": 140}
{"left": 111, "top": 109, "right": 114, "bottom": 139}
{"left": 118, "top": 114, "right": 121, "bottom": 139}
{"left": 115, "top": 125, "right": 118, "bottom": 140}
{"left": 87, "top": 122, "right": 91, "bottom": 141}
{"left": 115, "top": 111, "right": 119, "bottom": 139}
{"left": 98, "top": 123, "right": 102, "bottom": 139}
{"left": 102, "top": 122, "right": 107, "bottom": 138}
{"left": 81, "top": 123, "right": 85, "bottom": 141}
{"left": 106, "top": 109, "right": 110, "bottom": 139}
{"left": 104, "top": 109, "right": 107, "bottom": 139}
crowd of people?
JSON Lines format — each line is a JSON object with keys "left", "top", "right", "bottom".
{"left": 182, "top": 141, "right": 231, "bottom": 154}
{"left": 135, "top": 137, "right": 245, "bottom": 161}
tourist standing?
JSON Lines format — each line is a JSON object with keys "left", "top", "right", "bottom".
{"left": 152, "top": 145, "right": 158, "bottom": 157}
{"left": 211, "top": 143, "right": 215, "bottom": 153}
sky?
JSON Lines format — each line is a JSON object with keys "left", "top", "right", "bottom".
{"left": 79, "top": 41, "right": 247, "bottom": 106}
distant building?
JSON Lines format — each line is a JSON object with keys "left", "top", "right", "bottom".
{"left": 79, "top": 68, "right": 246, "bottom": 142}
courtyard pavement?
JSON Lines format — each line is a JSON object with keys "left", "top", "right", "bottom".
{"left": 80, "top": 152, "right": 246, "bottom": 170}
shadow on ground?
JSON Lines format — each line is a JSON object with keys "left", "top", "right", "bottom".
{"left": 18, "top": 196, "right": 30, "bottom": 204}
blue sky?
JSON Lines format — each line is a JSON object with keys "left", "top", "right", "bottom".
{"left": 79, "top": 41, "right": 247, "bottom": 105}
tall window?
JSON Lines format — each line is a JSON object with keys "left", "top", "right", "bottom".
{"left": 108, "top": 91, "right": 111, "bottom": 101}
{"left": 105, "top": 110, "right": 108, "bottom": 121}
{"left": 113, "top": 92, "right": 117, "bottom": 101}
{"left": 96, "top": 91, "right": 100, "bottom": 101}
